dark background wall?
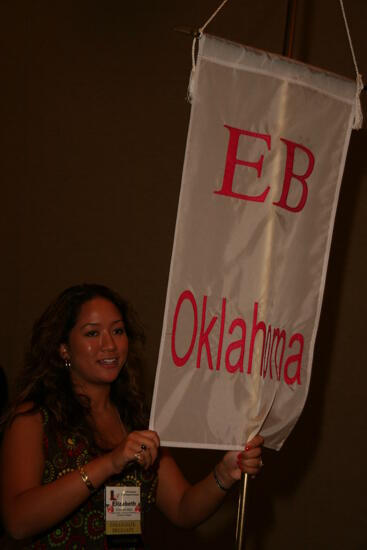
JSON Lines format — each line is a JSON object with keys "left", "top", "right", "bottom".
{"left": 1, "top": 1, "right": 366, "bottom": 548}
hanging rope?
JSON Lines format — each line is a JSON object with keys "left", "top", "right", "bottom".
{"left": 192, "top": 0, "right": 229, "bottom": 72}
{"left": 188, "top": 0, "right": 364, "bottom": 125}
{"left": 339, "top": 0, "right": 364, "bottom": 129}
{"left": 188, "top": 0, "right": 230, "bottom": 101}
{"left": 200, "top": 0, "right": 230, "bottom": 34}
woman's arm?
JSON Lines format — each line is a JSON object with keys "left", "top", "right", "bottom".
{"left": 156, "top": 435, "right": 263, "bottom": 529}
{"left": 0, "top": 407, "right": 159, "bottom": 540}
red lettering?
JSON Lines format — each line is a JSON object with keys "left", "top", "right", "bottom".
{"left": 271, "top": 329, "right": 286, "bottom": 380}
{"left": 171, "top": 291, "right": 304, "bottom": 386}
{"left": 196, "top": 296, "right": 218, "bottom": 370}
{"left": 214, "top": 125, "right": 271, "bottom": 202}
{"left": 225, "top": 318, "right": 246, "bottom": 373}
{"left": 171, "top": 290, "right": 198, "bottom": 367}
{"left": 273, "top": 139, "right": 315, "bottom": 212}
{"left": 262, "top": 326, "right": 273, "bottom": 378}
{"left": 216, "top": 298, "right": 227, "bottom": 370}
{"left": 247, "top": 302, "right": 266, "bottom": 374}
{"left": 283, "top": 333, "right": 304, "bottom": 384}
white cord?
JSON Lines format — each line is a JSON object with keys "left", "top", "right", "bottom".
{"left": 339, "top": 0, "right": 364, "bottom": 129}
{"left": 199, "top": 0, "right": 230, "bottom": 35}
{"left": 188, "top": 0, "right": 230, "bottom": 102}
{"left": 188, "top": 0, "right": 363, "bottom": 126}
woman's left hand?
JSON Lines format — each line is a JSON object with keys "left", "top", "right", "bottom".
{"left": 215, "top": 434, "right": 264, "bottom": 489}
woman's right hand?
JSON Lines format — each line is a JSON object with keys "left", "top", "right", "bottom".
{"left": 109, "top": 429, "right": 160, "bottom": 473}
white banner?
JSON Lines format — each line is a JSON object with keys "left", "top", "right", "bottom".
{"left": 150, "top": 34, "right": 356, "bottom": 450}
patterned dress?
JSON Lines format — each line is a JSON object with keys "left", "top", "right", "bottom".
{"left": 26, "top": 408, "right": 158, "bottom": 550}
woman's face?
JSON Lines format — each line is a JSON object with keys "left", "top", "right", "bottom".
{"left": 60, "top": 297, "right": 129, "bottom": 388}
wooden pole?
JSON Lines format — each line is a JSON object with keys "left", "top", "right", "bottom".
{"left": 235, "top": 473, "right": 248, "bottom": 550}
{"left": 235, "top": 6, "right": 300, "bottom": 549}
{"left": 282, "top": 0, "right": 298, "bottom": 57}
{"left": 177, "top": 5, "right": 302, "bottom": 550}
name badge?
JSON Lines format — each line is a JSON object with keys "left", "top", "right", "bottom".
{"left": 105, "top": 485, "right": 142, "bottom": 536}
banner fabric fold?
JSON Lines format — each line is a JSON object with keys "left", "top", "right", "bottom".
{"left": 150, "top": 34, "right": 356, "bottom": 450}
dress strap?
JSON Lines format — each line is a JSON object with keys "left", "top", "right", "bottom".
{"left": 38, "top": 405, "right": 49, "bottom": 427}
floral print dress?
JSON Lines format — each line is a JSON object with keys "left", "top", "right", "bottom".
{"left": 26, "top": 408, "right": 157, "bottom": 550}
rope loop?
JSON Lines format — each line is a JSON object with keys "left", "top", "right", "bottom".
{"left": 187, "top": 0, "right": 230, "bottom": 102}
{"left": 339, "top": 0, "right": 364, "bottom": 129}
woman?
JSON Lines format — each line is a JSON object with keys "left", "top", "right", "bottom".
{"left": 0, "top": 284, "right": 263, "bottom": 548}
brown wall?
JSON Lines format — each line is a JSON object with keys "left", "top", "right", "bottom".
{"left": 1, "top": 1, "right": 366, "bottom": 548}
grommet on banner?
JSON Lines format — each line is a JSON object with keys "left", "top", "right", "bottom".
{"left": 174, "top": 26, "right": 200, "bottom": 38}
{"left": 178, "top": 0, "right": 230, "bottom": 103}
{"left": 187, "top": 30, "right": 202, "bottom": 103}
{"left": 174, "top": 26, "right": 202, "bottom": 102}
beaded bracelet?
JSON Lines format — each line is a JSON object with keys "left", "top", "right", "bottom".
{"left": 78, "top": 466, "right": 96, "bottom": 493}
{"left": 213, "top": 467, "right": 231, "bottom": 492}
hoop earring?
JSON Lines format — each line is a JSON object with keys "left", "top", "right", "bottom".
{"left": 65, "top": 359, "right": 71, "bottom": 369}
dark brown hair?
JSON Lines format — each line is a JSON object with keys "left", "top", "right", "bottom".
{"left": 5, "top": 284, "right": 147, "bottom": 451}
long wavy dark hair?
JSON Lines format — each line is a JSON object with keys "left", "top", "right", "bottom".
{"left": 4, "top": 284, "right": 148, "bottom": 452}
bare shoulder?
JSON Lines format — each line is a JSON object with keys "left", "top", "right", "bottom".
{"left": 1, "top": 404, "right": 46, "bottom": 517}
{"left": 1, "top": 401, "right": 45, "bottom": 473}
{"left": 12, "top": 401, "right": 43, "bottom": 421}
{"left": 3, "top": 401, "right": 44, "bottom": 441}
{"left": 16, "top": 400, "right": 38, "bottom": 414}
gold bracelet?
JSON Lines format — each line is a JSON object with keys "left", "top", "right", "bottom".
{"left": 78, "top": 466, "right": 96, "bottom": 493}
